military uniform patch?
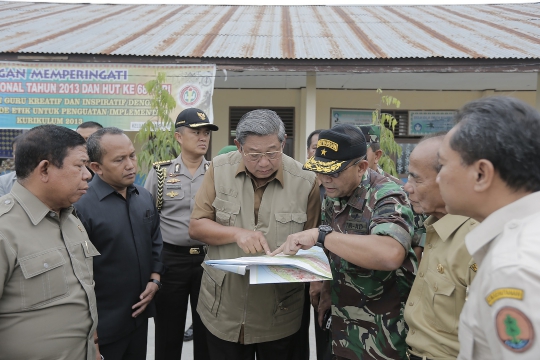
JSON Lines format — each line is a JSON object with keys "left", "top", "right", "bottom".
{"left": 496, "top": 307, "right": 534, "bottom": 352}
{"left": 166, "top": 191, "right": 179, "bottom": 198}
{"left": 486, "top": 288, "right": 524, "bottom": 306}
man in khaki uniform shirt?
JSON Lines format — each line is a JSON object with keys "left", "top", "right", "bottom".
{"left": 403, "top": 135, "right": 477, "bottom": 360}
{"left": 144, "top": 108, "right": 217, "bottom": 360}
{"left": 190, "top": 109, "right": 320, "bottom": 360}
{"left": 0, "top": 125, "right": 99, "bottom": 360}
{"left": 437, "top": 97, "right": 540, "bottom": 360}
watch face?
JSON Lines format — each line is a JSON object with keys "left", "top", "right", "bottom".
{"left": 319, "top": 225, "right": 333, "bottom": 233}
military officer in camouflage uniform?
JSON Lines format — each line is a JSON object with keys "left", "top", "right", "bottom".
{"left": 274, "top": 124, "right": 416, "bottom": 360}
{"left": 144, "top": 108, "right": 217, "bottom": 360}
{"left": 360, "top": 125, "right": 426, "bottom": 260}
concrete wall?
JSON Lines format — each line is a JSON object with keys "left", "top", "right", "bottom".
{"left": 211, "top": 88, "right": 536, "bottom": 161}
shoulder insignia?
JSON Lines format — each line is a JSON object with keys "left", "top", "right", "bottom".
{"left": 0, "top": 196, "right": 14, "bottom": 216}
{"left": 486, "top": 288, "right": 524, "bottom": 306}
{"left": 470, "top": 263, "right": 478, "bottom": 272}
{"left": 152, "top": 160, "right": 173, "bottom": 169}
{"left": 496, "top": 307, "right": 533, "bottom": 352}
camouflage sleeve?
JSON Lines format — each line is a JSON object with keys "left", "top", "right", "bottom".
{"left": 411, "top": 212, "right": 427, "bottom": 248}
{"left": 369, "top": 183, "right": 414, "bottom": 252}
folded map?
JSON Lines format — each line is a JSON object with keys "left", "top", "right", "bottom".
{"left": 204, "top": 247, "right": 332, "bottom": 284}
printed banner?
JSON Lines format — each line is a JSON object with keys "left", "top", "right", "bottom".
{"left": 0, "top": 62, "right": 216, "bottom": 131}
{"left": 408, "top": 111, "right": 456, "bottom": 135}
{"left": 331, "top": 109, "right": 374, "bottom": 128}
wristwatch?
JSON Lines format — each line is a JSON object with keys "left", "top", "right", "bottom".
{"left": 149, "top": 279, "right": 162, "bottom": 290}
{"left": 317, "top": 225, "right": 333, "bottom": 248}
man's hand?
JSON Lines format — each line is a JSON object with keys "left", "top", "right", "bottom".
{"left": 271, "top": 228, "right": 318, "bottom": 256}
{"left": 234, "top": 228, "right": 271, "bottom": 255}
{"left": 318, "top": 281, "right": 331, "bottom": 328}
{"left": 94, "top": 331, "right": 101, "bottom": 360}
{"left": 309, "top": 281, "right": 323, "bottom": 309}
{"left": 132, "top": 281, "right": 159, "bottom": 318}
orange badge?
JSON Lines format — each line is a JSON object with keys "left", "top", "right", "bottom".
{"left": 496, "top": 307, "right": 534, "bottom": 352}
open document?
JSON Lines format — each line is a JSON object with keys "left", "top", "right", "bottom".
{"left": 204, "top": 247, "right": 332, "bottom": 284}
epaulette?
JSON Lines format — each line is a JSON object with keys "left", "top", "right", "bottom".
{"left": 152, "top": 160, "right": 173, "bottom": 169}
{"left": 0, "top": 196, "right": 15, "bottom": 217}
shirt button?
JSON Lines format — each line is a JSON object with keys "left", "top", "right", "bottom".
{"left": 4, "top": 200, "right": 10, "bottom": 205}
{"left": 434, "top": 285, "right": 438, "bottom": 291}
{"left": 49, "top": 212, "right": 56, "bottom": 217}
{"left": 44, "top": 263, "right": 49, "bottom": 268}
{"left": 419, "top": 272, "right": 424, "bottom": 277}
{"left": 428, "top": 243, "right": 432, "bottom": 249}
{"left": 508, "top": 222, "right": 518, "bottom": 229}
{"left": 409, "top": 301, "right": 414, "bottom": 306}
{"left": 411, "top": 329, "right": 416, "bottom": 334}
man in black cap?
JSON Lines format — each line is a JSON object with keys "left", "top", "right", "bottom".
{"left": 274, "top": 124, "right": 416, "bottom": 360}
{"left": 144, "top": 108, "right": 217, "bottom": 360}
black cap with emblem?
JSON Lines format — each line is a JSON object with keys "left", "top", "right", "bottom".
{"left": 303, "top": 124, "right": 367, "bottom": 175}
{"left": 175, "top": 108, "right": 219, "bottom": 131}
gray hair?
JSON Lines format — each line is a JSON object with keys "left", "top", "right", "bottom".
{"left": 235, "top": 109, "right": 286, "bottom": 145}
{"left": 87, "top": 127, "right": 124, "bottom": 163}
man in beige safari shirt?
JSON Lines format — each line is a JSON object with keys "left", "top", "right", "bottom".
{"left": 0, "top": 125, "right": 100, "bottom": 360}
{"left": 403, "top": 134, "right": 477, "bottom": 360}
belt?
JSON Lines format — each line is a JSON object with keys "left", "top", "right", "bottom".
{"left": 163, "top": 242, "right": 205, "bottom": 255}
{"left": 407, "top": 353, "right": 433, "bottom": 360}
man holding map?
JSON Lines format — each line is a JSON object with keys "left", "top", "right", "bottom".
{"left": 189, "top": 109, "right": 320, "bottom": 360}
{"left": 274, "top": 124, "right": 416, "bottom": 360}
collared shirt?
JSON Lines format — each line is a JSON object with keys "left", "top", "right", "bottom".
{"left": 75, "top": 175, "right": 164, "bottom": 344}
{"left": 192, "top": 159, "right": 320, "bottom": 230}
{"left": 145, "top": 155, "right": 208, "bottom": 246}
{"left": 0, "top": 171, "right": 16, "bottom": 197}
{"left": 405, "top": 214, "right": 477, "bottom": 360}
{"left": 0, "top": 182, "right": 98, "bottom": 360}
{"left": 458, "top": 192, "right": 540, "bottom": 360}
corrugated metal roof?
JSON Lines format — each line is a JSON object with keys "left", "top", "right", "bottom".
{"left": 0, "top": 2, "right": 539, "bottom": 59}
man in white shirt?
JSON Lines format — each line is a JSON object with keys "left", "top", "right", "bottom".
{"left": 437, "top": 96, "right": 540, "bottom": 360}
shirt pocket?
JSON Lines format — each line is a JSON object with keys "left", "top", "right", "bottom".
{"left": 273, "top": 283, "right": 304, "bottom": 325}
{"left": 212, "top": 197, "right": 240, "bottom": 227}
{"left": 19, "top": 249, "right": 68, "bottom": 310}
{"left": 81, "top": 240, "right": 100, "bottom": 285}
{"left": 164, "top": 188, "right": 185, "bottom": 201}
{"left": 424, "top": 268, "right": 457, "bottom": 333}
{"left": 275, "top": 213, "right": 307, "bottom": 246}
{"left": 199, "top": 262, "right": 226, "bottom": 317}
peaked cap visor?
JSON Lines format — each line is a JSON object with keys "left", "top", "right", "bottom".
{"left": 186, "top": 122, "right": 219, "bottom": 131}
{"left": 303, "top": 156, "right": 353, "bottom": 175}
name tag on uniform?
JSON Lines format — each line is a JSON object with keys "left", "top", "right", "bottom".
{"left": 345, "top": 220, "right": 368, "bottom": 233}
{"left": 166, "top": 185, "right": 182, "bottom": 189}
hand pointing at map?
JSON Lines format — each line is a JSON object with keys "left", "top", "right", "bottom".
{"left": 271, "top": 228, "right": 319, "bottom": 256}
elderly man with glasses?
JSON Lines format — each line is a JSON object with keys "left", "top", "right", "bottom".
{"left": 274, "top": 124, "right": 416, "bottom": 360}
{"left": 189, "top": 109, "right": 321, "bottom": 360}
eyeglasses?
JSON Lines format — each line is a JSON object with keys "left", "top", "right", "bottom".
{"left": 242, "top": 148, "right": 282, "bottom": 162}
{"left": 318, "top": 157, "right": 364, "bottom": 179}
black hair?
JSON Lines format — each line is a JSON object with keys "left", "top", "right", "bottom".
{"left": 77, "top": 121, "right": 103, "bottom": 130}
{"left": 307, "top": 129, "right": 323, "bottom": 148}
{"left": 450, "top": 96, "right": 540, "bottom": 192}
{"left": 16, "top": 125, "right": 86, "bottom": 180}
{"left": 370, "top": 142, "right": 381, "bottom": 152}
{"left": 11, "top": 134, "right": 23, "bottom": 148}
{"left": 87, "top": 127, "right": 124, "bottom": 163}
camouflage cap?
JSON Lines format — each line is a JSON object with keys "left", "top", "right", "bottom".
{"left": 358, "top": 125, "right": 381, "bottom": 145}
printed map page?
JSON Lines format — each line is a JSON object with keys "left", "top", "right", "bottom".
{"left": 205, "top": 247, "right": 332, "bottom": 284}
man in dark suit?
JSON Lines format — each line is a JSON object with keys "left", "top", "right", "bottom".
{"left": 75, "top": 127, "right": 164, "bottom": 360}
